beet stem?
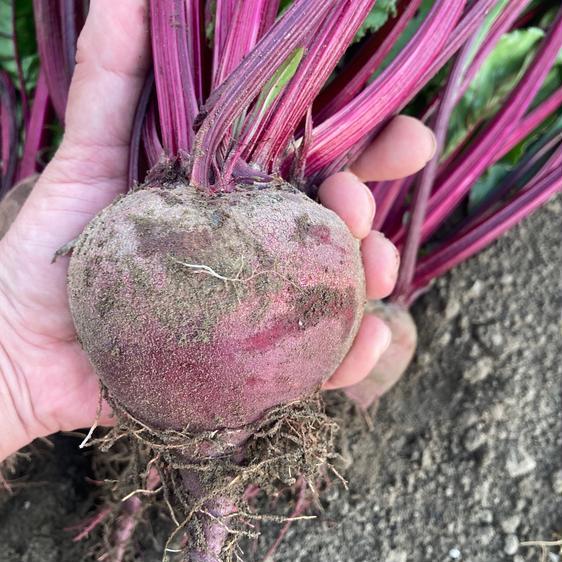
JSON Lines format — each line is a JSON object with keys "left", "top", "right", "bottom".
{"left": 18, "top": 71, "right": 52, "bottom": 181}
{"left": 305, "top": 0, "right": 467, "bottom": 177}
{"left": 411, "top": 7, "right": 562, "bottom": 245}
{"left": 0, "top": 71, "right": 18, "bottom": 196}
{"left": 33, "top": 0, "right": 71, "bottom": 121}
{"left": 314, "top": 0, "right": 423, "bottom": 124}
{"left": 391, "top": 29, "right": 478, "bottom": 304}
{"left": 411, "top": 163, "right": 562, "bottom": 296}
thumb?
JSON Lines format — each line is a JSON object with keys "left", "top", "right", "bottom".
{"left": 34, "top": 0, "right": 150, "bottom": 237}
{"left": 0, "top": 1, "right": 150, "bottom": 316}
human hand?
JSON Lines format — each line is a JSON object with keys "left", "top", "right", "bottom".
{"left": 0, "top": 0, "right": 435, "bottom": 461}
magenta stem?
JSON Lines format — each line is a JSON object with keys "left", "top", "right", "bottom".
{"left": 305, "top": 0, "right": 466, "bottom": 177}
{"left": 372, "top": 178, "right": 405, "bottom": 232}
{"left": 460, "top": 0, "right": 528, "bottom": 96}
{"left": 186, "top": 0, "right": 205, "bottom": 106}
{"left": 313, "top": 0, "right": 423, "bottom": 124}
{"left": 18, "top": 71, "right": 52, "bottom": 181}
{"left": 502, "top": 86, "right": 562, "bottom": 153}
{"left": 33, "top": 0, "right": 71, "bottom": 121}
{"left": 128, "top": 71, "right": 155, "bottom": 187}
{"left": 213, "top": 0, "right": 276, "bottom": 88}
{"left": 150, "top": 0, "right": 199, "bottom": 155}
{"left": 252, "top": 0, "right": 377, "bottom": 170}
{"left": 383, "top": 175, "right": 415, "bottom": 239}
{"left": 421, "top": 0, "right": 529, "bottom": 125}
{"left": 461, "top": 132, "right": 562, "bottom": 230}
{"left": 395, "top": 8, "right": 562, "bottom": 247}
{"left": 59, "top": 0, "right": 80, "bottom": 82}
{"left": 10, "top": 1, "right": 30, "bottom": 128}
{"left": 392, "top": 34, "right": 476, "bottom": 304}
{"left": 412, "top": 164, "right": 562, "bottom": 297}
{"left": 190, "top": 0, "right": 335, "bottom": 189}
{"left": 0, "top": 71, "right": 18, "bottom": 196}
{"left": 211, "top": 0, "right": 236, "bottom": 87}
{"left": 142, "top": 96, "right": 164, "bottom": 168}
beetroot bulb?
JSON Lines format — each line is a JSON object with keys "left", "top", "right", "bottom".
{"left": 68, "top": 177, "right": 364, "bottom": 432}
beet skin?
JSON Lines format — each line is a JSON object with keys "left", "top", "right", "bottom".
{"left": 68, "top": 181, "right": 365, "bottom": 432}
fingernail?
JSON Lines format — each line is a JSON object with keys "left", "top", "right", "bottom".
{"left": 381, "top": 321, "right": 393, "bottom": 353}
{"left": 361, "top": 181, "right": 376, "bottom": 223}
{"left": 426, "top": 126, "right": 438, "bottom": 160}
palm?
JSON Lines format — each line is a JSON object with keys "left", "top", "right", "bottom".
{"left": 0, "top": 178, "right": 120, "bottom": 431}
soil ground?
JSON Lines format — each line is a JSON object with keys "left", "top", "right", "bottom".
{"left": 0, "top": 197, "right": 560, "bottom": 562}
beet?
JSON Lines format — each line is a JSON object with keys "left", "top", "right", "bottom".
{"left": 68, "top": 179, "right": 365, "bottom": 432}
{"left": 344, "top": 302, "right": 417, "bottom": 410}
{"left": 0, "top": 175, "right": 37, "bottom": 239}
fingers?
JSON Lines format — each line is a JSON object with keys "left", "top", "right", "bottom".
{"left": 350, "top": 115, "right": 436, "bottom": 182}
{"left": 323, "top": 314, "right": 392, "bottom": 390}
{"left": 43, "top": 0, "right": 150, "bottom": 203}
{"left": 318, "top": 171, "right": 375, "bottom": 239}
{"left": 362, "top": 231, "right": 400, "bottom": 299}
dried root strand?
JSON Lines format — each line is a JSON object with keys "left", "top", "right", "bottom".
{"left": 88, "top": 391, "right": 341, "bottom": 562}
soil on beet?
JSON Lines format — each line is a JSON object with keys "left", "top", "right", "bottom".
{"left": 0, "top": 197, "right": 560, "bottom": 561}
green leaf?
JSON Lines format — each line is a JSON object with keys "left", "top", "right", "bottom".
{"left": 468, "top": 162, "right": 512, "bottom": 211}
{"left": 469, "top": 110, "right": 562, "bottom": 212}
{"left": 463, "top": 0, "right": 511, "bottom": 72}
{"left": 255, "top": 46, "right": 305, "bottom": 115}
{"left": 354, "top": 0, "right": 398, "bottom": 43}
{"left": 0, "top": 0, "right": 38, "bottom": 92}
{"left": 503, "top": 110, "right": 562, "bottom": 166}
{"left": 234, "top": 47, "right": 305, "bottom": 138}
{"left": 445, "top": 28, "right": 546, "bottom": 158}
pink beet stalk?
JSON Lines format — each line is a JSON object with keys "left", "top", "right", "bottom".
{"left": 213, "top": 0, "right": 280, "bottom": 88}
{"left": 150, "top": 1, "right": 199, "bottom": 154}
{"left": 0, "top": 71, "right": 18, "bottom": 196}
{"left": 33, "top": 0, "right": 74, "bottom": 121}
{"left": 411, "top": 8, "right": 562, "bottom": 245}
{"left": 18, "top": 72, "right": 52, "bottom": 181}
{"left": 250, "top": 0, "right": 377, "bottom": 169}
{"left": 190, "top": 0, "right": 337, "bottom": 188}
{"left": 392, "top": 35, "right": 477, "bottom": 304}
{"left": 412, "top": 163, "right": 562, "bottom": 295}
{"left": 305, "top": 0, "right": 466, "bottom": 178}
{"left": 314, "top": 0, "right": 424, "bottom": 123}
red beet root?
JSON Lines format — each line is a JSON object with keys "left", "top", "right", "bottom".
{"left": 68, "top": 179, "right": 365, "bottom": 432}
{"left": 344, "top": 302, "right": 417, "bottom": 410}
